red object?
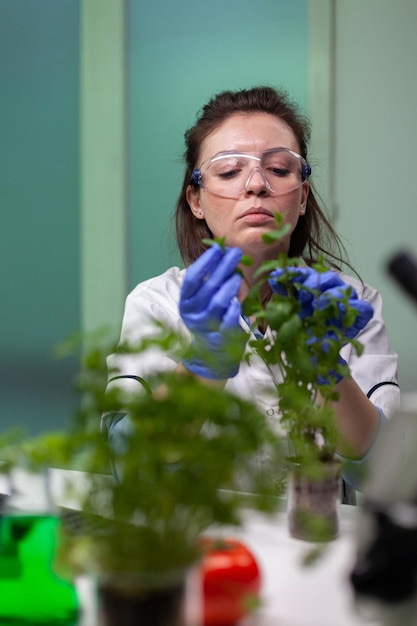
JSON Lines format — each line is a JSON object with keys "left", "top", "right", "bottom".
{"left": 199, "top": 537, "right": 262, "bottom": 626}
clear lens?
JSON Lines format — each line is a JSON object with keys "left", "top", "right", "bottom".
{"left": 198, "top": 149, "right": 309, "bottom": 199}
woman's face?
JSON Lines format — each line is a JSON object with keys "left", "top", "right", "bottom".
{"left": 186, "top": 112, "right": 309, "bottom": 258}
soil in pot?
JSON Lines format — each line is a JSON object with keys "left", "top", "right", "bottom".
{"left": 99, "top": 579, "right": 186, "bottom": 626}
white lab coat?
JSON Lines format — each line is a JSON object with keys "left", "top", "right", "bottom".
{"left": 105, "top": 266, "right": 400, "bottom": 488}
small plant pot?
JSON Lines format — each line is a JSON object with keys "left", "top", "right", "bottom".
{"left": 287, "top": 459, "right": 341, "bottom": 542}
{"left": 98, "top": 576, "right": 186, "bottom": 626}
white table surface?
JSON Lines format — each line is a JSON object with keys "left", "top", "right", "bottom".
{"left": 74, "top": 505, "right": 370, "bottom": 626}
{"left": 1, "top": 468, "right": 378, "bottom": 626}
{"left": 216, "top": 506, "right": 373, "bottom": 626}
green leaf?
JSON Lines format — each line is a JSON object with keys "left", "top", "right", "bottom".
{"left": 253, "top": 259, "right": 281, "bottom": 278}
{"left": 202, "top": 236, "right": 226, "bottom": 250}
{"left": 241, "top": 254, "right": 253, "bottom": 266}
{"left": 351, "top": 339, "right": 364, "bottom": 357}
{"left": 261, "top": 223, "right": 291, "bottom": 243}
{"left": 265, "top": 300, "right": 294, "bottom": 329}
{"left": 276, "top": 314, "right": 302, "bottom": 342}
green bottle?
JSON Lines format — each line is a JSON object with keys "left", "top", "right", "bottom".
{"left": 0, "top": 513, "right": 79, "bottom": 623}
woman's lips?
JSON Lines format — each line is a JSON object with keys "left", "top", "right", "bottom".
{"left": 239, "top": 207, "right": 275, "bottom": 223}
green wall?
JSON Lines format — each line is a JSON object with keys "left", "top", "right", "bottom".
{"left": 333, "top": 0, "right": 417, "bottom": 391}
{"left": 127, "top": 0, "right": 309, "bottom": 287}
{"left": 0, "top": 0, "right": 80, "bottom": 433}
{"left": 0, "top": 0, "right": 311, "bottom": 434}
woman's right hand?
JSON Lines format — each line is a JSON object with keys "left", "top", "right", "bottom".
{"left": 179, "top": 244, "right": 246, "bottom": 380}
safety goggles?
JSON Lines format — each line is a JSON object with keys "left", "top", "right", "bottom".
{"left": 191, "top": 148, "right": 311, "bottom": 200}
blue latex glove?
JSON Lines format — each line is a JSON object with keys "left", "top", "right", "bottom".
{"left": 179, "top": 244, "right": 246, "bottom": 380}
{"left": 268, "top": 266, "right": 374, "bottom": 384}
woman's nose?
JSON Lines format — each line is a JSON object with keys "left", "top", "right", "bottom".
{"left": 243, "top": 167, "right": 270, "bottom": 195}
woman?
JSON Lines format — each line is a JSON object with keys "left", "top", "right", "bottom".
{"left": 105, "top": 86, "right": 399, "bottom": 489}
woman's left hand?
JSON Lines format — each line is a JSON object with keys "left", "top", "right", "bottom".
{"left": 268, "top": 267, "right": 374, "bottom": 384}
{"left": 268, "top": 266, "right": 373, "bottom": 341}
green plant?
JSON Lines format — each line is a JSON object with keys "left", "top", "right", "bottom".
{"left": 204, "top": 217, "right": 367, "bottom": 545}
{"left": 0, "top": 328, "right": 284, "bottom": 584}
{"left": 238, "top": 216, "right": 365, "bottom": 472}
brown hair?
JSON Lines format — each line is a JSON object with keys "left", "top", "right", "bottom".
{"left": 175, "top": 86, "right": 348, "bottom": 270}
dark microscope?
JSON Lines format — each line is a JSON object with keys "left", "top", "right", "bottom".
{"left": 350, "top": 249, "right": 417, "bottom": 625}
